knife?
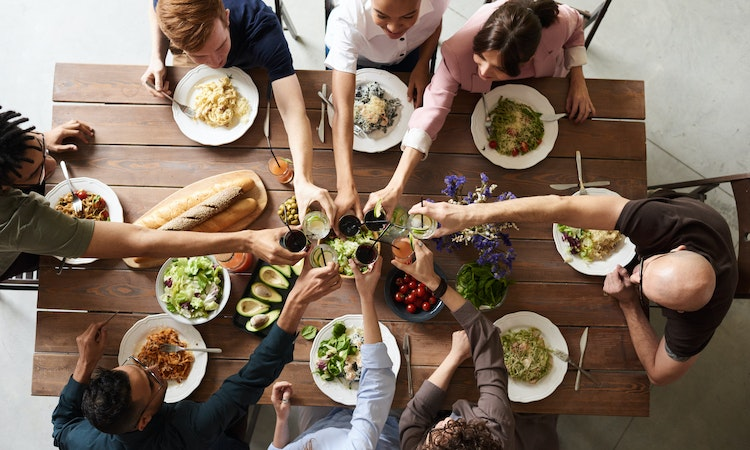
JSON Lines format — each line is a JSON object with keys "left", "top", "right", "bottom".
{"left": 403, "top": 333, "right": 413, "bottom": 398}
{"left": 575, "top": 327, "right": 589, "bottom": 391}
{"left": 264, "top": 83, "right": 272, "bottom": 149}
{"left": 549, "top": 181, "right": 610, "bottom": 190}
{"left": 318, "top": 83, "right": 326, "bottom": 143}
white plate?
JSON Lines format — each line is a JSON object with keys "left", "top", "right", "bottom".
{"left": 494, "top": 311, "right": 567, "bottom": 403}
{"left": 310, "top": 314, "right": 401, "bottom": 405}
{"left": 173, "top": 65, "right": 259, "bottom": 146}
{"left": 45, "top": 177, "right": 124, "bottom": 265}
{"left": 118, "top": 314, "right": 208, "bottom": 403}
{"left": 470, "top": 84, "right": 558, "bottom": 169}
{"left": 552, "top": 188, "right": 637, "bottom": 276}
{"left": 327, "top": 68, "right": 415, "bottom": 153}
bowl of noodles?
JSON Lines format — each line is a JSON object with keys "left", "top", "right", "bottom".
{"left": 118, "top": 314, "right": 208, "bottom": 403}
{"left": 172, "top": 65, "right": 259, "bottom": 146}
{"left": 45, "top": 176, "right": 124, "bottom": 264}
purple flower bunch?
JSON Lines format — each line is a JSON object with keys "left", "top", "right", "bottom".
{"left": 434, "top": 173, "right": 517, "bottom": 279}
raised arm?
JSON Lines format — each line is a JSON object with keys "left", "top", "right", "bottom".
{"left": 331, "top": 69, "right": 362, "bottom": 226}
{"left": 141, "top": 0, "right": 172, "bottom": 95}
{"left": 408, "top": 194, "right": 630, "bottom": 238}
{"left": 272, "top": 75, "right": 337, "bottom": 224}
{"left": 407, "top": 21, "right": 442, "bottom": 107}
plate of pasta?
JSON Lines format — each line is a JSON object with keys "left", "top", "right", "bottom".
{"left": 494, "top": 311, "right": 567, "bottom": 403}
{"left": 327, "top": 68, "right": 414, "bottom": 153}
{"left": 470, "top": 84, "right": 558, "bottom": 169}
{"left": 552, "top": 188, "right": 636, "bottom": 276}
{"left": 173, "top": 65, "right": 259, "bottom": 146}
{"left": 45, "top": 177, "right": 124, "bottom": 265}
{"left": 118, "top": 314, "right": 208, "bottom": 403}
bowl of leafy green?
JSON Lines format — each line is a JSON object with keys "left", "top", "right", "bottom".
{"left": 156, "top": 255, "right": 230, "bottom": 324}
{"left": 456, "top": 262, "right": 510, "bottom": 311}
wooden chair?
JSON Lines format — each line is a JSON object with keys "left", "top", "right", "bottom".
{"left": 648, "top": 174, "right": 750, "bottom": 299}
{"left": 274, "top": 0, "right": 298, "bottom": 40}
{"left": 0, "top": 270, "right": 39, "bottom": 291}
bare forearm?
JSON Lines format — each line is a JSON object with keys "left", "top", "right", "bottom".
{"left": 147, "top": 0, "right": 169, "bottom": 62}
{"left": 332, "top": 70, "right": 356, "bottom": 190}
{"left": 276, "top": 297, "right": 308, "bottom": 334}
{"left": 273, "top": 76, "right": 314, "bottom": 183}
{"left": 272, "top": 417, "right": 290, "bottom": 448}
{"left": 416, "top": 23, "right": 441, "bottom": 69}
{"left": 384, "top": 146, "right": 422, "bottom": 193}
{"left": 427, "top": 352, "right": 464, "bottom": 391}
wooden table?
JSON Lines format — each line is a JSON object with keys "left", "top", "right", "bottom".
{"left": 33, "top": 63, "right": 649, "bottom": 416}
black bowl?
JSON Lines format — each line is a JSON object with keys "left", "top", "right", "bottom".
{"left": 384, "top": 264, "right": 447, "bottom": 322}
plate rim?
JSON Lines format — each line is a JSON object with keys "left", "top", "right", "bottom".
{"left": 327, "top": 68, "right": 415, "bottom": 153}
{"left": 552, "top": 187, "right": 637, "bottom": 276}
{"left": 44, "top": 176, "right": 124, "bottom": 264}
{"left": 117, "top": 313, "right": 208, "bottom": 403}
{"left": 309, "top": 313, "right": 401, "bottom": 405}
{"left": 493, "top": 310, "right": 567, "bottom": 403}
{"left": 470, "top": 84, "right": 558, "bottom": 169}
{"left": 173, "top": 65, "right": 259, "bottom": 146}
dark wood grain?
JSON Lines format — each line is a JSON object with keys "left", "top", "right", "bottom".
{"left": 32, "top": 64, "right": 649, "bottom": 416}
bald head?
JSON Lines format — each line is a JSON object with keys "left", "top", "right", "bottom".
{"left": 644, "top": 250, "right": 715, "bottom": 311}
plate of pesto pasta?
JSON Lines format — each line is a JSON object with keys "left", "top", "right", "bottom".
{"left": 470, "top": 84, "right": 558, "bottom": 169}
{"left": 494, "top": 311, "right": 567, "bottom": 403}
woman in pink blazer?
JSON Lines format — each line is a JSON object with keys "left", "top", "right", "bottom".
{"left": 365, "top": 0, "right": 595, "bottom": 217}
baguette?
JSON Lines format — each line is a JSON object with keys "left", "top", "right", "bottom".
{"left": 135, "top": 172, "right": 255, "bottom": 229}
{"left": 159, "top": 186, "right": 244, "bottom": 231}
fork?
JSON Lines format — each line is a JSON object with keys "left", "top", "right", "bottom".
{"left": 159, "top": 344, "right": 222, "bottom": 353}
{"left": 316, "top": 90, "right": 367, "bottom": 138}
{"left": 144, "top": 81, "right": 196, "bottom": 118}
{"left": 59, "top": 161, "right": 83, "bottom": 216}
{"left": 547, "top": 347, "right": 599, "bottom": 385}
{"left": 480, "top": 92, "right": 493, "bottom": 136}
{"left": 575, "top": 151, "right": 587, "bottom": 195}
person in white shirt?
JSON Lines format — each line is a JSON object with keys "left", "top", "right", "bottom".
{"left": 324, "top": 0, "right": 449, "bottom": 230}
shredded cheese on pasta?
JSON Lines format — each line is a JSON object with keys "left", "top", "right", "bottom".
{"left": 136, "top": 328, "right": 194, "bottom": 383}
{"left": 193, "top": 76, "right": 249, "bottom": 127}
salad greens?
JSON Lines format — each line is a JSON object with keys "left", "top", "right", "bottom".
{"left": 456, "top": 263, "right": 510, "bottom": 309}
{"left": 314, "top": 321, "right": 361, "bottom": 384}
{"left": 161, "top": 256, "right": 224, "bottom": 319}
{"left": 325, "top": 229, "right": 375, "bottom": 276}
{"left": 301, "top": 325, "right": 318, "bottom": 340}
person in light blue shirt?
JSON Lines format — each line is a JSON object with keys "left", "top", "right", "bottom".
{"left": 268, "top": 258, "right": 399, "bottom": 450}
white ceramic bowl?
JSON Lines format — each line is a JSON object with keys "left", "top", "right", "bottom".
{"left": 155, "top": 255, "right": 231, "bottom": 324}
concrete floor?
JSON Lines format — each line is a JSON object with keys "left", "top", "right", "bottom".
{"left": 1, "top": 1, "right": 748, "bottom": 449}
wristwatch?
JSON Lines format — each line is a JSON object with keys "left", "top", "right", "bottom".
{"left": 432, "top": 277, "right": 448, "bottom": 299}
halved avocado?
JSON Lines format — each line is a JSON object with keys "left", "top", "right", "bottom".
{"left": 291, "top": 258, "right": 304, "bottom": 276}
{"left": 271, "top": 264, "right": 292, "bottom": 278}
{"left": 251, "top": 282, "right": 283, "bottom": 303}
{"left": 245, "top": 309, "right": 281, "bottom": 332}
{"left": 236, "top": 297, "right": 270, "bottom": 318}
{"left": 259, "top": 265, "right": 290, "bottom": 289}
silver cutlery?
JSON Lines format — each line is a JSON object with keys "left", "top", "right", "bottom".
{"left": 541, "top": 112, "right": 567, "bottom": 122}
{"left": 575, "top": 327, "right": 589, "bottom": 391}
{"left": 59, "top": 161, "right": 83, "bottom": 216}
{"left": 264, "top": 88, "right": 272, "bottom": 148}
{"left": 575, "top": 150, "right": 587, "bottom": 195}
{"left": 318, "top": 90, "right": 367, "bottom": 138}
{"left": 159, "top": 344, "right": 222, "bottom": 353}
{"left": 56, "top": 258, "right": 67, "bottom": 275}
{"left": 547, "top": 347, "right": 598, "bottom": 385}
{"left": 144, "top": 80, "right": 196, "bottom": 118}
{"left": 480, "top": 92, "right": 492, "bottom": 136}
{"left": 549, "top": 181, "right": 611, "bottom": 190}
{"left": 95, "top": 312, "right": 118, "bottom": 340}
{"left": 403, "top": 333, "right": 413, "bottom": 398}
{"left": 318, "top": 83, "right": 327, "bottom": 143}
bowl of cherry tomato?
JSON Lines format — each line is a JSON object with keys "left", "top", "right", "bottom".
{"left": 384, "top": 265, "right": 446, "bottom": 322}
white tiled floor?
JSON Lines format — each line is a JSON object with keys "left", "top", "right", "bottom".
{"left": 1, "top": 1, "right": 748, "bottom": 449}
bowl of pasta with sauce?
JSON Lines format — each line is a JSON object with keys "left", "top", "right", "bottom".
{"left": 44, "top": 176, "right": 124, "bottom": 264}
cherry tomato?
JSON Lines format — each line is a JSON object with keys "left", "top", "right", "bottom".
{"left": 408, "top": 280, "right": 418, "bottom": 290}
{"left": 102, "top": 211, "right": 110, "bottom": 220}
{"left": 394, "top": 292, "right": 405, "bottom": 303}
{"left": 406, "top": 303, "right": 417, "bottom": 314}
{"left": 488, "top": 140, "right": 497, "bottom": 149}
{"left": 421, "top": 301, "right": 431, "bottom": 311}
{"left": 428, "top": 296, "right": 437, "bottom": 305}
{"left": 399, "top": 284, "right": 409, "bottom": 294}
{"left": 406, "top": 293, "right": 416, "bottom": 304}
{"left": 511, "top": 148, "right": 519, "bottom": 157}
{"left": 395, "top": 277, "right": 404, "bottom": 286}
{"left": 415, "top": 286, "right": 426, "bottom": 298}
{"left": 76, "top": 190, "right": 88, "bottom": 199}
{"left": 520, "top": 142, "right": 529, "bottom": 153}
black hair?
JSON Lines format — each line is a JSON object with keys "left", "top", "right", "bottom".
{"left": 473, "top": 0, "right": 559, "bottom": 77}
{"left": 0, "top": 106, "right": 38, "bottom": 186}
{"left": 81, "top": 368, "right": 139, "bottom": 435}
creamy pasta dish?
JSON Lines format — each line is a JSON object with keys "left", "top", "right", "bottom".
{"left": 353, "top": 81, "right": 401, "bottom": 134}
{"left": 193, "top": 75, "right": 250, "bottom": 127}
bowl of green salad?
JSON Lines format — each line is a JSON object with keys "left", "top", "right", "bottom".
{"left": 322, "top": 229, "right": 379, "bottom": 278}
{"left": 156, "top": 255, "right": 231, "bottom": 324}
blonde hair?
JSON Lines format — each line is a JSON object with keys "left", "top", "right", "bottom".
{"left": 156, "top": 0, "right": 226, "bottom": 53}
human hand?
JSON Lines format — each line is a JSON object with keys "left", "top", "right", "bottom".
{"left": 363, "top": 185, "right": 402, "bottom": 222}
{"left": 392, "top": 240, "right": 441, "bottom": 290}
{"left": 603, "top": 265, "right": 640, "bottom": 310}
{"left": 247, "top": 228, "right": 306, "bottom": 266}
{"left": 407, "top": 201, "right": 466, "bottom": 238}
{"left": 43, "top": 120, "right": 95, "bottom": 153}
{"left": 294, "top": 180, "right": 337, "bottom": 228}
{"left": 350, "top": 257, "right": 382, "bottom": 302}
{"left": 141, "top": 60, "right": 171, "bottom": 97}
{"left": 447, "top": 330, "right": 472, "bottom": 363}
{"left": 333, "top": 184, "right": 362, "bottom": 236}
{"left": 73, "top": 320, "right": 109, "bottom": 383}
{"left": 566, "top": 71, "right": 596, "bottom": 124}
{"left": 270, "top": 381, "right": 294, "bottom": 421}
{"left": 407, "top": 64, "right": 430, "bottom": 107}
{"left": 287, "top": 255, "right": 342, "bottom": 306}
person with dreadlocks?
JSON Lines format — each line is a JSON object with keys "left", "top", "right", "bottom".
{"left": 0, "top": 106, "right": 313, "bottom": 281}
